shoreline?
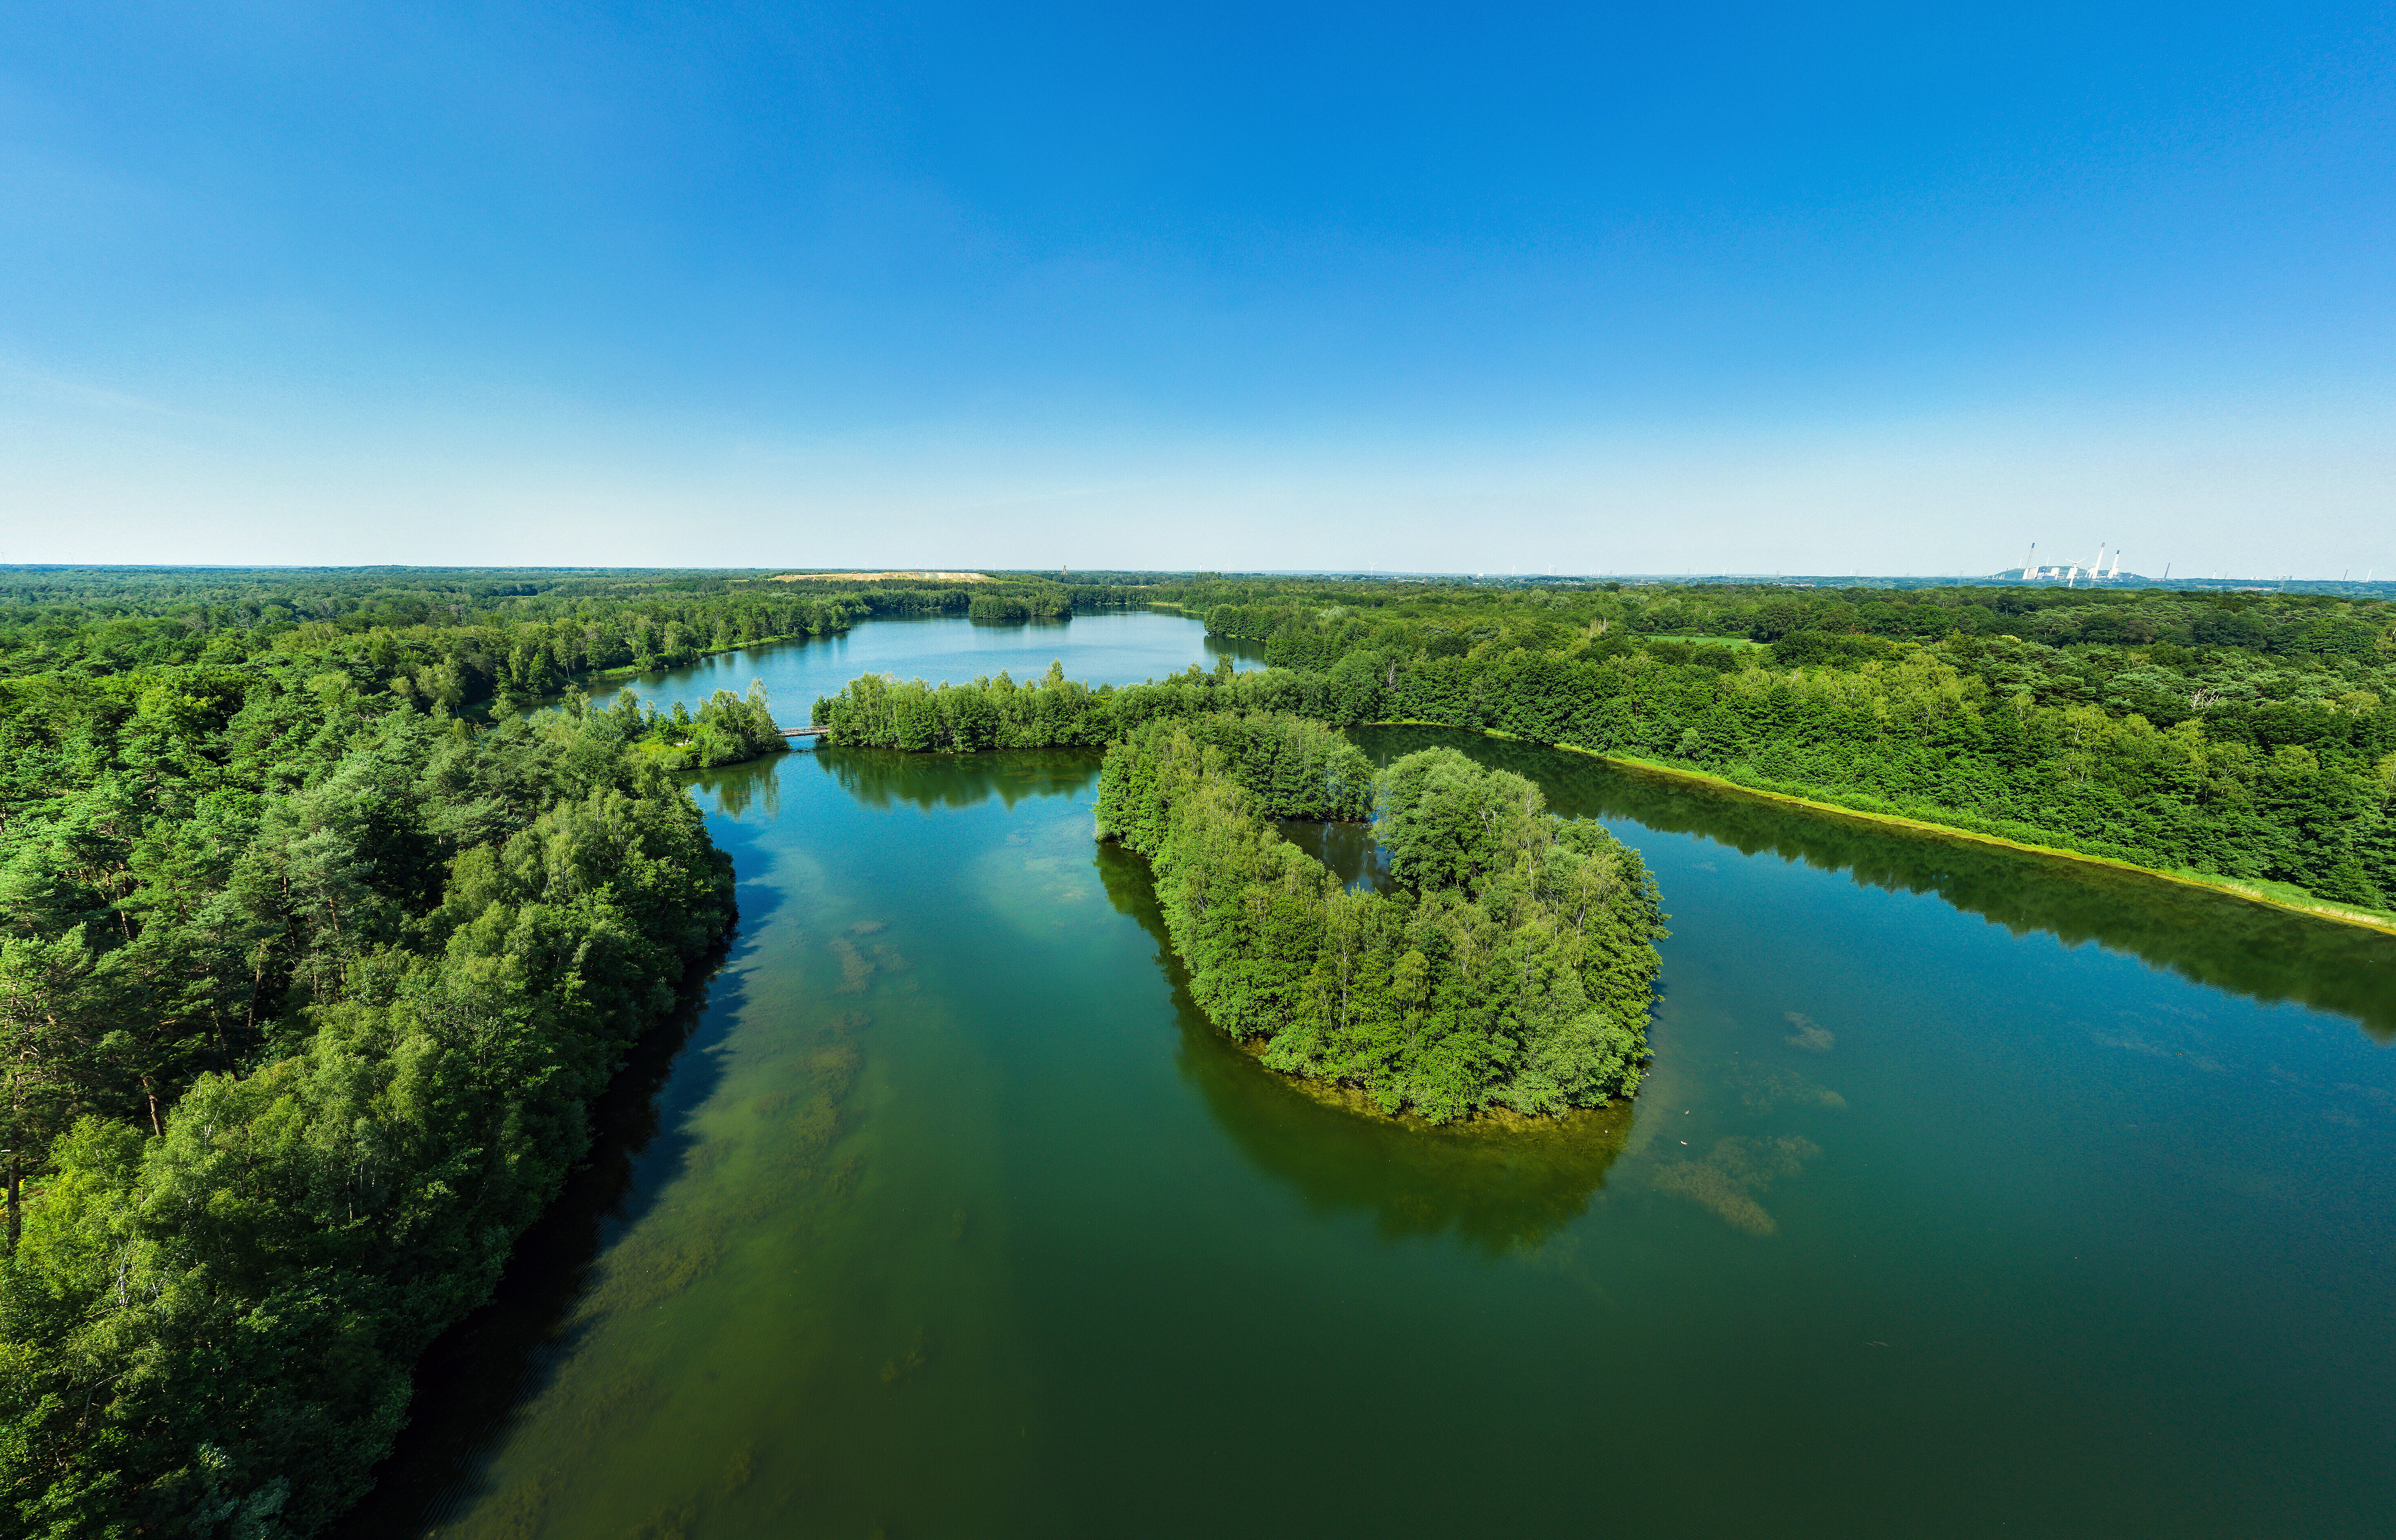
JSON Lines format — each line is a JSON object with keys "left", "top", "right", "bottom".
{"left": 630, "top": 619, "right": 2394, "bottom": 941}
{"left": 1112, "top": 830, "right": 1645, "bottom": 1137}
{"left": 1219, "top": 1024, "right": 1634, "bottom": 1138}
{"left": 1361, "top": 718, "right": 2396, "bottom": 940}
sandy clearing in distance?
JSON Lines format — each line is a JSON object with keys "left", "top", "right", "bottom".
{"left": 771, "top": 571, "right": 993, "bottom": 583}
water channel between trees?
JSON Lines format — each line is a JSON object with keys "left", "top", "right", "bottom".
{"left": 350, "top": 612, "right": 2396, "bottom": 1539}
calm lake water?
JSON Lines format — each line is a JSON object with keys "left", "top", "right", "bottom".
{"left": 356, "top": 612, "right": 2396, "bottom": 1538}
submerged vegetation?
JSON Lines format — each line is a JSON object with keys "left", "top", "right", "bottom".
{"left": 1095, "top": 714, "right": 1664, "bottom": 1123}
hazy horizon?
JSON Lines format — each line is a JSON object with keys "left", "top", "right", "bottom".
{"left": 5, "top": 562, "right": 2379, "bottom": 591}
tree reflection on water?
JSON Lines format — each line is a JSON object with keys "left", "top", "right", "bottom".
{"left": 808, "top": 744, "right": 1105, "bottom": 814}
{"left": 1094, "top": 842, "right": 1631, "bottom": 1257}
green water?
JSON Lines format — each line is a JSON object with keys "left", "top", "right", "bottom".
{"left": 358, "top": 617, "right": 2396, "bottom": 1538}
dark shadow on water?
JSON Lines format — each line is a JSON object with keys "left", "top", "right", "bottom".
{"left": 334, "top": 762, "right": 801, "bottom": 1536}
{"left": 1352, "top": 727, "right": 2396, "bottom": 1042}
{"left": 334, "top": 936, "right": 745, "bottom": 1539}
{"left": 1274, "top": 818, "right": 1390, "bottom": 894}
{"left": 686, "top": 752, "right": 787, "bottom": 821}
{"left": 1207, "top": 634, "right": 1271, "bottom": 666}
{"left": 812, "top": 745, "right": 1105, "bottom": 813}
{"left": 1093, "top": 842, "right": 1628, "bottom": 1256}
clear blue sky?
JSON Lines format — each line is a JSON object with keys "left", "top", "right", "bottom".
{"left": 2, "top": 2, "right": 2389, "bottom": 576}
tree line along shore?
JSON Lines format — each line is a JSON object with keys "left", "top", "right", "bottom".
{"left": 0, "top": 565, "right": 1164, "bottom": 1535}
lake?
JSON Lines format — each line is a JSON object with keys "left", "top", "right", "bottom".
{"left": 353, "top": 611, "right": 2396, "bottom": 1538}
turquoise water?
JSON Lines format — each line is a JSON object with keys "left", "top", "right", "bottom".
{"left": 355, "top": 614, "right": 2396, "bottom": 1538}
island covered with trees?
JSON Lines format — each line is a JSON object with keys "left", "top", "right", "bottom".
{"left": 614, "top": 682, "right": 792, "bottom": 769}
{"left": 1094, "top": 714, "right": 1664, "bottom": 1122}
{"left": 967, "top": 590, "right": 1074, "bottom": 624}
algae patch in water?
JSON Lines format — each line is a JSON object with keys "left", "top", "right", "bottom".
{"left": 430, "top": 976, "right": 886, "bottom": 1540}
{"left": 830, "top": 935, "right": 877, "bottom": 992}
{"left": 721, "top": 1441, "right": 756, "bottom": 1494}
{"left": 880, "top": 1328, "right": 932, "bottom": 1386}
{"left": 1651, "top": 1135, "right": 1823, "bottom": 1236}
{"left": 598, "top": 1227, "right": 735, "bottom": 1312}
{"left": 1734, "top": 1062, "right": 1847, "bottom": 1112}
{"left": 1783, "top": 1011, "right": 1836, "bottom": 1053}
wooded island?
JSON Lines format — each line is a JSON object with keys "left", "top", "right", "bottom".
{"left": 1094, "top": 714, "right": 1664, "bottom": 1122}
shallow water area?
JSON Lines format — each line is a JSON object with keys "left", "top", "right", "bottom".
{"left": 360, "top": 614, "right": 2396, "bottom": 1539}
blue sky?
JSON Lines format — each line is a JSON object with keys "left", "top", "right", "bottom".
{"left": 2, "top": 1, "right": 2389, "bottom": 575}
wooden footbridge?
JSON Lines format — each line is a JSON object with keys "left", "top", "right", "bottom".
{"left": 779, "top": 725, "right": 830, "bottom": 740}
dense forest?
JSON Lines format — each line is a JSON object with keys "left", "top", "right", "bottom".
{"left": 0, "top": 685, "right": 737, "bottom": 1534}
{"left": 1169, "top": 574, "right": 2392, "bottom": 665}
{"left": 1180, "top": 580, "right": 2396, "bottom": 911}
{"left": 0, "top": 567, "right": 852, "bottom": 705}
{"left": 1094, "top": 714, "right": 1664, "bottom": 1122}
{"left": 0, "top": 567, "right": 1096, "bottom": 714}
{"left": 0, "top": 568, "right": 926, "bottom": 1534}
{"left": 821, "top": 577, "right": 2396, "bottom": 914}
